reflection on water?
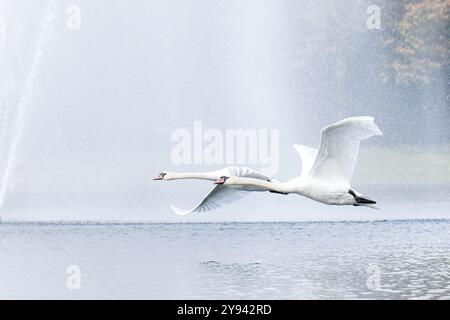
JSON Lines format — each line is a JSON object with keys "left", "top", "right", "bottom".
{"left": 0, "top": 219, "right": 448, "bottom": 299}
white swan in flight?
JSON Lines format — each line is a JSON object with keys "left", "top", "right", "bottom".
{"left": 215, "top": 116, "right": 382, "bottom": 208}
{"left": 153, "top": 166, "right": 273, "bottom": 215}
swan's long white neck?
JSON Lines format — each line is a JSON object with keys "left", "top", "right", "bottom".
{"left": 166, "top": 171, "right": 218, "bottom": 181}
{"left": 227, "top": 177, "right": 299, "bottom": 194}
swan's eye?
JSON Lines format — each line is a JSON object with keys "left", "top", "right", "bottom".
{"left": 160, "top": 172, "right": 167, "bottom": 178}
{"left": 220, "top": 176, "right": 229, "bottom": 181}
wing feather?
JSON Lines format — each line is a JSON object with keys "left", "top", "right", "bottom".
{"left": 171, "top": 166, "right": 270, "bottom": 215}
{"left": 171, "top": 184, "right": 247, "bottom": 215}
{"left": 309, "top": 116, "right": 382, "bottom": 183}
{"left": 293, "top": 145, "right": 318, "bottom": 177}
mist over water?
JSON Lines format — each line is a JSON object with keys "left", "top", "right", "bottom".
{"left": 0, "top": 1, "right": 448, "bottom": 221}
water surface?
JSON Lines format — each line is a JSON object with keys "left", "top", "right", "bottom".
{"left": 0, "top": 219, "right": 448, "bottom": 299}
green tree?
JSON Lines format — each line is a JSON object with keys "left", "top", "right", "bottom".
{"left": 384, "top": 0, "right": 449, "bottom": 84}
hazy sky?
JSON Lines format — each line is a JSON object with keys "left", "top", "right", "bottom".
{"left": 0, "top": 0, "right": 448, "bottom": 221}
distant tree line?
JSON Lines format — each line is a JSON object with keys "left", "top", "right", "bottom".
{"left": 383, "top": 0, "right": 449, "bottom": 85}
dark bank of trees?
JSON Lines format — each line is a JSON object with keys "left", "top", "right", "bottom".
{"left": 379, "top": 0, "right": 449, "bottom": 145}
{"left": 383, "top": 0, "right": 449, "bottom": 85}
{"left": 287, "top": 0, "right": 450, "bottom": 148}
{"left": 287, "top": 0, "right": 449, "bottom": 145}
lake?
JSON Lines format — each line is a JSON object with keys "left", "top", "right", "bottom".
{"left": 0, "top": 219, "right": 448, "bottom": 299}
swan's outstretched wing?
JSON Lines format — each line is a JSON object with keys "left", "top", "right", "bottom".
{"left": 225, "top": 166, "right": 271, "bottom": 180}
{"left": 171, "top": 184, "right": 247, "bottom": 215}
{"left": 171, "top": 166, "right": 270, "bottom": 215}
{"left": 293, "top": 145, "right": 318, "bottom": 177}
{"left": 309, "top": 116, "right": 382, "bottom": 183}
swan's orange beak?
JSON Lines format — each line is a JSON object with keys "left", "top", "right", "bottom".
{"left": 214, "top": 177, "right": 225, "bottom": 184}
{"left": 153, "top": 176, "right": 163, "bottom": 180}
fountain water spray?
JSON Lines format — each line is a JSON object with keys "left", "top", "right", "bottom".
{"left": 0, "top": 0, "right": 56, "bottom": 214}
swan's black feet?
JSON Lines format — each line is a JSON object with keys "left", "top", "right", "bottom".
{"left": 348, "top": 189, "right": 376, "bottom": 204}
